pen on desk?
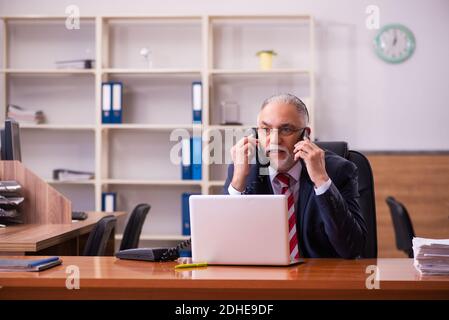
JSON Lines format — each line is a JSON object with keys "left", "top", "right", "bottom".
{"left": 174, "top": 262, "right": 208, "bottom": 269}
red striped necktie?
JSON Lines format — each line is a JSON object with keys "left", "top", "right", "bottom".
{"left": 276, "top": 173, "right": 300, "bottom": 261}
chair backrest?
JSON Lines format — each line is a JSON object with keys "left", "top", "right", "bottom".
{"left": 315, "top": 141, "right": 349, "bottom": 159}
{"left": 83, "top": 215, "right": 117, "bottom": 256}
{"left": 385, "top": 196, "right": 415, "bottom": 258}
{"left": 119, "top": 203, "right": 151, "bottom": 251}
{"left": 347, "top": 150, "right": 378, "bottom": 258}
{"left": 316, "top": 141, "right": 378, "bottom": 258}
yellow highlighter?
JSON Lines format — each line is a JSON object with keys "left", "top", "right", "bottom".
{"left": 174, "top": 262, "right": 208, "bottom": 269}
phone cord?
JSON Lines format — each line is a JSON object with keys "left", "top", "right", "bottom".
{"left": 160, "top": 238, "right": 191, "bottom": 261}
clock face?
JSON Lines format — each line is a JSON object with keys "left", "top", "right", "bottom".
{"left": 374, "top": 24, "right": 416, "bottom": 63}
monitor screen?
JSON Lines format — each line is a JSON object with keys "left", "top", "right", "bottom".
{"left": 1, "top": 119, "right": 22, "bottom": 161}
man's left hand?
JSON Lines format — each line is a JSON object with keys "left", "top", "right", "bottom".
{"left": 294, "top": 138, "right": 329, "bottom": 188}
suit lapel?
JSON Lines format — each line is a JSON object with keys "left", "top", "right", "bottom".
{"left": 260, "top": 174, "right": 273, "bottom": 194}
{"left": 255, "top": 164, "right": 273, "bottom": 194}
{"left": 297, "top": 162, "right": 314, "bottom": 237}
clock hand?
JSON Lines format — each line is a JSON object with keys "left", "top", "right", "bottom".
{"left": 393, "top": 29, "right": 397, "bottom": 46}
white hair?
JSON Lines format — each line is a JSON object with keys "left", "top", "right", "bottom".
{"left": 261, "top": 93, "right": 309, "bottom": 124}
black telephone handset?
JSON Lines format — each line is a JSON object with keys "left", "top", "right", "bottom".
{"left": 116, "top": 239, "right": 191, "bottom": 262}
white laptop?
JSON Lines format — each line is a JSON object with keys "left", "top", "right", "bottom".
{"left": 189, "top": 195, "right": 303, "bottom": 266}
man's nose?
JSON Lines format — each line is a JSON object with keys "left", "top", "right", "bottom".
{"left": 269, "top": 130, "right": 284, "bottom": 146}
{"left": 269, "top": 130, "right": 279, "bottom": 144}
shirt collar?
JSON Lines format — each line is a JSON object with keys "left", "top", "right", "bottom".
{"left": 269, "top": 160, "right": 302, "bottom": 185}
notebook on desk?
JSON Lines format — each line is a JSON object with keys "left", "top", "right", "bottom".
{"left": 0, "top": 256, "right": 62, "bottom": 272}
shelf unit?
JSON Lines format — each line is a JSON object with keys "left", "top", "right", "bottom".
{"left": 210, "top": 69, "right": 310, "bottom": 75}
{"left": 1, "top": 69, "right": 96, "bottom": 74}
{"left": 46, "top": 179, "right": 96, "bottom": 185}
{"left": 20, "top": 124, "right": 96, "bottom": 130}
{"left": 0, "top": 14, "right": 315, "bottom": 243}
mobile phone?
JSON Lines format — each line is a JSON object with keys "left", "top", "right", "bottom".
{"left": 297, "top": 129, "right": 309, "bottom": 169}
{"left": 301, "top": 128, "right": 309, "bottom": 141}
{"left": 252, "top": 127, "right": 270, "bottom": 168}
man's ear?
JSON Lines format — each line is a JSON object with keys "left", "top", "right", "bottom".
{"left": 299, "top": 127, "right": 311, "bottom": 140}
{"left": 304, "top": 127, "right": 311, "bottom": 140}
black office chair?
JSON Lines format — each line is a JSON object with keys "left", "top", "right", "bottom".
{"left": 119, "top": 203, "right": 151, "bottom": 251}
{"left": 385, "top": 196, "right": 415, "bottom": 258}
{"left": 316, "top": 141, "right": 378, "bottom": 258}
{"left": 83, "top": 215, "right": 117, "bottom": 256}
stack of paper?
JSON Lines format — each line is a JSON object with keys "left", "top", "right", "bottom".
{"left": 0, "top": 257, "right": 62, "bottom": 272}
{"left": 55, "top": 59, "right": 95, "bottom": 69}
{"left": 53, "top": 169, "right": 95, "bottom": 181}
{"left": 7, "top": 104, "right": 45, "bottom": 124}
{"left": 0, "top": 180, "right": 24, "bottom": 224}
{"left": 413, "top": 237, "right": 449, "bottom": 275}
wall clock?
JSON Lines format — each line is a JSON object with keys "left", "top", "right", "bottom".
{"left": 374, "top": 24, "right": 416, "bottom": 63}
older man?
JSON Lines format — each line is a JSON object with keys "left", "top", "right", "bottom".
{"left": 224, "top": 93, "right": 367, "bottom": 259}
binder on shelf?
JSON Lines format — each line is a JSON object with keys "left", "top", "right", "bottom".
{"left": 181, "top": 192, "right": 199, "bottom": 236}
{"left": 111, "top": 82, "right": 123, "bottom": 123}
{"left": 101, "top": 82, "right": 112, "bottom": 124}
{"left": 192, "top": 81, "right": 202, "bottom": 124}
{"left": 179, "top": 248, "right": 192, "bottom": 257}
{"left": 181, "top": 138, "right": 192, "bottom": 180}
{"left": 101, "top": 82, "right": 123, "bottom": 123}
{"left": 102, "top": 192, "right": 116, "bottom": 212}
{"left": 191, "top": 136, "right": 202, "bottom": 180}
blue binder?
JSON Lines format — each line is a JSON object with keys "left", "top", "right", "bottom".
{"left": 101, "top": 82, "right": 123, "bottom": 123}
{"left": 102, "top": 192, "right": 116, "bottom": 212}
{"left": 191, "top": 136, "right": 202, "bottom": 180}
{"left": 111, "top": 82, "right": 123, "bottom": 123}
{"left": 181, "top": 192, "right": 199, "bottom": 236}
{"left": 181, "top": 138, "right": 192, "bottom": 180}
{"left": 192, "top": 81, "right": 202, "bottom": 124}
{"left": 101, "top": 82, "right": 112, "bottom": 123}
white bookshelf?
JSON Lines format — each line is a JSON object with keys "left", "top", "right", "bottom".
{"left": 21, "top": 124, "right": 96, "bottom": 130}
{"left": 103, "top": 69, "right": 202, "bottom": 75}
{"left": 46, "top": 179, "right": 96, "bottom": 185}
{"left": 0, "top": 14, "right": 315, "bottom": 243}
{"left": 2, "top": 69, "right": 96, "bottom": 74}
{"left": 102, "top": 179, "right": 202, "bottom": 186}
{"left": 101, "top": 124, "right": 201, "bottom": 131}
{"left": 210, "top": 69, "right": 310, "bottom": 75}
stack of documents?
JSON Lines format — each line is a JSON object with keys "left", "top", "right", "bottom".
{"left": 0, "top": 257, "right": 62, "bottom": 272}
{"left": 55, "top": 59, "right": 95, "bottom": 69}
{"left": 7, "top": 104, "right": 45, "bottom": 124}
{"left": 413, "top": 237, "right": 449, "bottom": 275}
{"left": 53, "top": 169, "right": 95, "bottom": 182}
{"left": 0, "top": 180, "right": 24, "bottom": 224}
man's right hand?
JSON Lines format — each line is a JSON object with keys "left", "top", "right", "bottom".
{"left": 230, "top": 135, "right": 258, "bottom": 192}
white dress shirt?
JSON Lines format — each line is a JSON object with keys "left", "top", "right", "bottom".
{"left": 228, "top": 161, "right": 332, "bottom": 197}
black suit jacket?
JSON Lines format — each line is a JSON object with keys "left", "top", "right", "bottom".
{"left": 223, "top": 151, "right": 367, "bottom": 259}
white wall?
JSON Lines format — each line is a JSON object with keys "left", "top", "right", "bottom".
{"left": 1, "top": 0, "right": 448, "bottom": 151}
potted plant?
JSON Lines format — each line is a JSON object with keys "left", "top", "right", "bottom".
{"left": 256, "top": 50, "right": 277, "bottom": 70}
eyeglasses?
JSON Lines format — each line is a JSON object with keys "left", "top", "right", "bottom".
{"left": 256, "top": 126, "right": 306, "bottom": 137}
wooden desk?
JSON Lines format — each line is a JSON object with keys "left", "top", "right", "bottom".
{"left": 0, "top": 257, "right": 448, "bottom": 299}
{"left": 0, "top": 212, "right": 126, "bottom": 256}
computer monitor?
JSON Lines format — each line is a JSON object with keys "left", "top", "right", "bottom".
{"left": 1, "top": 119, "right": 22, "bottom": 161}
